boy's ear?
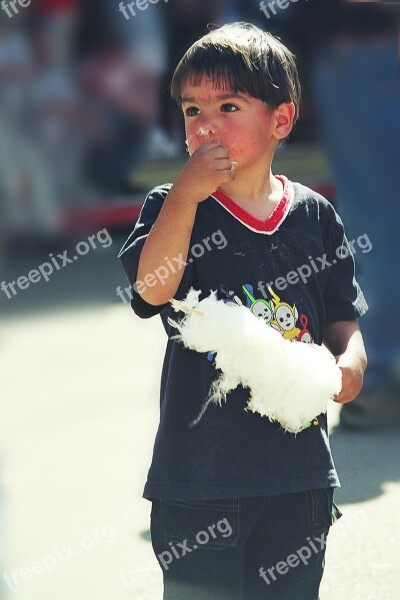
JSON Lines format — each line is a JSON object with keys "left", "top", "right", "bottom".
{"left": 272, "top": 102, "right": 296, "bottom": 141}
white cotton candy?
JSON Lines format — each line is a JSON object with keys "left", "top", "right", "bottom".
{"left": 197, "top": 127, "right": 210, "bottom": 136}
{"left": 168, "top": 290, "right": 342, "bottom": 434}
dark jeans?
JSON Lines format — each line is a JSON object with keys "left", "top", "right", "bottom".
{"left": 150, "top": 488, "right": 342, "bottom": 600}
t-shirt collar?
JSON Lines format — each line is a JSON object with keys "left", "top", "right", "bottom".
{"left": 211, "top": 175, "right": 293, "bottom": 234}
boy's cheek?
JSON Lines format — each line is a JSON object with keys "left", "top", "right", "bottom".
{"left": 185, "top": 132, "right": 201, "bottom": 155}
{"left": 187, "top": 138, "right": 199, "bottom": 155}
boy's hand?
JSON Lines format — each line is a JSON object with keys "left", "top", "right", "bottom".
{"left": 174, "top": 139, "right": 235, "bottom": 205}
{"left": 333, "top": 354, "right": 365, "bottom": 404}
{"left": 323, "top": 320, "right": 367, "bottom": 404}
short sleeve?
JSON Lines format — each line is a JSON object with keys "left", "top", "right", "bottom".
{"left": 322, "top": 203, "right": 368, "bottom": 324}
{"left": 117, "top": 184, "right": 193, "bottom": 319}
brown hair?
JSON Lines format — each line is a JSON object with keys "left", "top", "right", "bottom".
{"left": 171, "top": 22, "right": 301, "bottom": 123}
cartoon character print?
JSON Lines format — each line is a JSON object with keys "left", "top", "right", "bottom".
{"left": 242, "top": 284, "right": 274, "bottom": 325}
{"left": 297, "top": 314, "right": 314, "bottom": 344}
{"left": 216, "top": 285, "right": 313, "bottom": 344}
{"left": 267, "top": 286, "right": 301, "bottom": 342}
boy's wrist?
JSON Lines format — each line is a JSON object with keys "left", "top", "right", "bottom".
{"left": 168, "top": 179, "right": 203, "bottom": 209}
{"left": 333, "top": 352, "right": 366, "bottom": 404}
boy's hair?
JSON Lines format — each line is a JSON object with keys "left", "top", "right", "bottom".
{"left": 171, "top": 22, "right": 301, "bottom": 123}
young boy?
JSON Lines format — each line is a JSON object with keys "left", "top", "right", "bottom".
{"left": 118, "top": 22, "right": 368, "bottom": 600}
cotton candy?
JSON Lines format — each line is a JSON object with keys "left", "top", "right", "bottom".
{"left": 168, "top": 289, "right": 342, "bottom": 434}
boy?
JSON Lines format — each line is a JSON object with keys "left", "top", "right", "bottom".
{"left": 118, "top": 22, "right": 368, "bottom": 600}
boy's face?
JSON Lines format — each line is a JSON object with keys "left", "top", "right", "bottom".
{"left": 181, "top": 75, "right": 278, "bottom": 170}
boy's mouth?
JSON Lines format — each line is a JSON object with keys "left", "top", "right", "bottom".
{"left": 185, "top": 132, "right": 212, "bottom": 151}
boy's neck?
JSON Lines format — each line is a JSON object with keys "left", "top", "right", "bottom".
{"left": 217, "top": 165, "right": 283, "bottom": 206}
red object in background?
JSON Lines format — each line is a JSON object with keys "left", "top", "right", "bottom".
{"left": 32, "top": 0, "right": 79, "bottom": 13}
{"left": 311, "top": 183, "right": 336, "bottom": 205}
{"left": 61, "top": 200, "right": 143, "bottom": 234}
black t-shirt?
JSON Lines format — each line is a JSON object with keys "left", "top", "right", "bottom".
{"left": 118, "top": 176, "right": 368, "bottom": 501}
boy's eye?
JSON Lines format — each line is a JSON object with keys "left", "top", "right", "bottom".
{"left": 183, "top": 103, "right": 239, "bottom": 117}
{"left": 221, "top": 103, "right": 239, "bottom": 112}
{"left": 184, "top": 106, "right": 200, "bottom": 117}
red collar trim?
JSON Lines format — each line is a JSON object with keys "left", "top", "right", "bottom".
{"left": 211, "top": 175, "right": 293, "bottom": 234}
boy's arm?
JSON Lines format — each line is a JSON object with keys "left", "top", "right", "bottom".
{"left": 137, "top": 139, "right": 234, "bottom": 306}
{"left": 323, "top": 320, "right": 367, "bottom": 404}
{"left": 136, "top": 187, "right": 197, "bottom": 305}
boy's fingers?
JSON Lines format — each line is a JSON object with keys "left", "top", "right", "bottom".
{"left": 214, "top": 158, "right": 233, "bottom": 171}
{"left": 196, "top": 138, "right": 220, "bottom": 150}
{"left": 201, "top": 139, "right": 227, "bottom": 153}
{"left": 218, "top": 169, "right": 235, "bottom": 181}
{"left": 208, "top": 146, "right": 230, "bottom": 160}
{"left": 205, "top": 138, "right": 221, "bottom": 146}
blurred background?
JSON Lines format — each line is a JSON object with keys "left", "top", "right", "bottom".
{"left": 0, "top": 0, "right": 399, "bottom": 598}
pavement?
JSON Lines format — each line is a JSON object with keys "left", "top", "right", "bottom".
{"left": 0, "top": 238, "right": 399, "bottom": 600}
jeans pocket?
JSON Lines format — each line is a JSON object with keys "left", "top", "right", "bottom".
{"left": 159, "top": 498, "right": 239, "bottom": 551}
{"left": 306, "top": 488, "right": 343, "bottom": 537}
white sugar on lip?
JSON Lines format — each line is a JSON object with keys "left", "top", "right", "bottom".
{"left": 168, "top": 289, "right": 342, "bottom": 434}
